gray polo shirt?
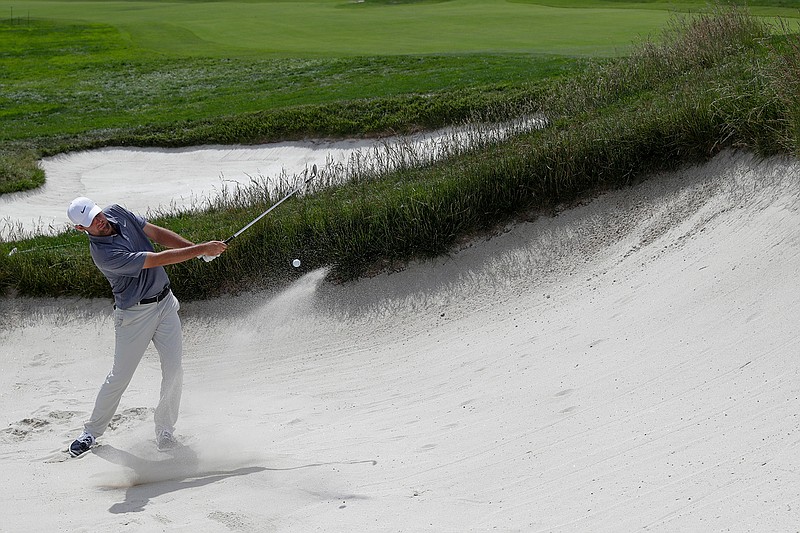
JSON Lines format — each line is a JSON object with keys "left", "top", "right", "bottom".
{"left": 88, "top": 204, "right": 169, "bottom": 309}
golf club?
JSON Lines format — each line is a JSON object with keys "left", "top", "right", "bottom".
{"left": 7, "top": 243, "right": 78, "bottom": 257}
{"left": 201, "top": 164, "right": 318, "bottom": 262}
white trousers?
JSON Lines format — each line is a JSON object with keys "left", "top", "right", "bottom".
{"left": 84, "top": 293, "right": 183, "bottom": 439}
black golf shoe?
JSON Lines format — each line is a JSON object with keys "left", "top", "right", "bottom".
{"left": 69, "top": 431, "right": 95, "bottom": 457}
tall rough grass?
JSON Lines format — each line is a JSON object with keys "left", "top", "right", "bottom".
{"left": 544, "top": 5, "right": 771, "bottom": 119}
{"left": 1, "top": 6, "right": 796, "bottom": 300}
{"left": 764, "top": 20, "right": 800, "bottom": 152}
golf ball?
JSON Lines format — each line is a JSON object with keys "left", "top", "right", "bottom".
{"left": 292, "top": 259, "right": 301, "bottom": 268}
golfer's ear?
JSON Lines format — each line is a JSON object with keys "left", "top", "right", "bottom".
{"left": 75, "top": 225, "right": 88, "bottom": 234}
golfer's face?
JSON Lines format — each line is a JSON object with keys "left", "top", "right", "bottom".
{"left": 85, "top": 212, "right": 114, "bottom": 236}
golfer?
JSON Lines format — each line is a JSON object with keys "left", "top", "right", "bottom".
{"left": 66, "top": 197, "right": 227, "bottom": 457}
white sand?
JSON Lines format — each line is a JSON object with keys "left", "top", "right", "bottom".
{"left": 2, "top": 149, "right": 800, "bottom": 531}
{"left": 0, "top": 139, "right": 375, "bottom": 238}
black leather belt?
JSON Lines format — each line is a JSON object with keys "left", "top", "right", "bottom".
{"left": 139, "top": 284, "right": 171, "bottom": 305}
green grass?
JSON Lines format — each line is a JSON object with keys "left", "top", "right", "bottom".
{"left": 1, "top": 3, "right": 798, "bottom": 299}
{"left": 0, "top": 22, "right": 570, "bottom": 141}
{"left": 0, "top": 0, "right": 707, "bottom": 57}
{"left": 0, "top": 149, "right": 43, "bottom": 194}
{"left": 519, "top": 0, "right": 800, "bottom": 8}
{"left": 0, "top": 12, "right": 576, "bottom": 191}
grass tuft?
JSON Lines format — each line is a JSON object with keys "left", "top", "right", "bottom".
{"left": 0, "top": 150, "right": 45, "bottom": 194}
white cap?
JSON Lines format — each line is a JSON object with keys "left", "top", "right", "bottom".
{"left": 67, "top": 197, "right": 102, "bottom": 227}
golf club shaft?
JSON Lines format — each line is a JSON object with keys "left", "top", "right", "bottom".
{"left": 201, "top": 164, "right": 317, "bottom": 262}
{"left": 7, "top": 243, "right": 77, "bottom": 256}
{"left": 226, "top": 164, "right": 317, "bottom": 243}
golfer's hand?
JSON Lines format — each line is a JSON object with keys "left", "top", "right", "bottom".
{"left": 199, "top": 240, "right": 228, "bottom": 262}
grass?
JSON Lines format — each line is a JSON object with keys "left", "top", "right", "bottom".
{"left": 0, "top": 0, "right": 714, "bottom": 57}
{"left": 0, "top": 16, "right": 574, "bottom": 191}
{"left": 0, "top": 149, "right": 44, "bottom": 194}
{"left": 0, "top": 43, "right": 568, "bottom": 142}
{"left": 1, "top": 3, "right": 798, "bottom": 299}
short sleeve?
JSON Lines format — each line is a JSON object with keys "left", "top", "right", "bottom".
{"left": 93, "top": 248, "right": 147, "bottom": 278}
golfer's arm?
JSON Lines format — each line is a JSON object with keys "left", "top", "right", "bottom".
{"left": 142, "top": 245, "right": 207, "bottom": 269}
{"left": 141, "top": 223, "right": 226, "bottom": 268}
{"left": 142, "top": 222, "right": 201, "bottom": 268}
{"left": 143, "top": 223, "right": 194, "bottom": 249}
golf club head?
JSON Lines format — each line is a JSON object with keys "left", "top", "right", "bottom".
{"left": 8, "top": 247, "right": 18, "bottom": 256}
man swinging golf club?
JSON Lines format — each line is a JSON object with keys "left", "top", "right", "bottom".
{"left": 66, "top": 197, "right": 227, "bottom": 457}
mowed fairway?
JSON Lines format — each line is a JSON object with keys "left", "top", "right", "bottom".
{"left": 0, "top": 0, "right": 725, "bottom": 57}
{"left": 1, "top": 0, "right": 793, "bottom": 146}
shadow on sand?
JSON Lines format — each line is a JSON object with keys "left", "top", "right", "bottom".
{"left": 93, "top": 444, "right": 266, "bottom": 514}
{"left": 94, "top": 444, "right": 377, "bottom": 514}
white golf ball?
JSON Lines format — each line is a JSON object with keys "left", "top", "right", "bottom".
{"left": 292, "top": 259, "right": 301, "bottom": 268}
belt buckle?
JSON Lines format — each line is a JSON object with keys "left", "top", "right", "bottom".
{"left": 155, "top": 285, "right": 170, "bottom": 303}
{"left": 137, "top": 285, "right": 169, "bottom": 306}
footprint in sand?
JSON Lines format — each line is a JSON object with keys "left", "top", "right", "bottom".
{"left": 1, "top": 410, "right": 83, "bottom": 441}
{"left": 208, "top": 511, "right": 255, "bottom": 531}
{"left": 107, "top": 407, "right": 154, "bottom": 431}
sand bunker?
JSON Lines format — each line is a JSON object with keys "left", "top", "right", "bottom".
{"left": 0, "top": 120, "right": 535, "bottom": 239}
{"left": 2, "top": 149, "right": 800, "bottom": 531}
{"left": 0, "top": 139, "right": 376, "bottom": 238}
